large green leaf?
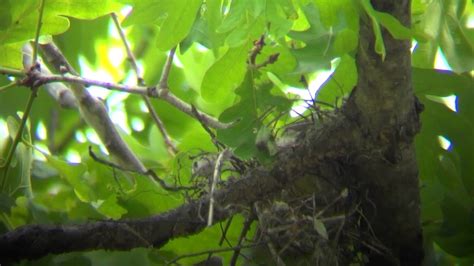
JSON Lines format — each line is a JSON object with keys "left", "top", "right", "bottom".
{"left": 0, "top": 0, "right": 123, "bottom": 67}
{"left": 413, "top": 0, "right": 474, "bottom": 72}
{"left": 201, "top": 43, "right": 249, "bottom": 102}
{"left": 123, "top": 0, "right": 202, "bottom": 51}
{"left": 217, "top": 71, "right": 292, "bottom": 159}
{"left": 289, "top": 3, "right": 358, "bottom": 73}
{"left": 316, "top": 54, "right": 357, "bottom": 106}
{"left": 415, "top": 67, "right": 474, "bottom": 259}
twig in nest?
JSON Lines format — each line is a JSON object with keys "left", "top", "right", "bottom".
{"left": 207, "top": 149, "right": 231, "bottom": 226}
{"left": 88, "top": 146, "right": 194, "bottom": 191}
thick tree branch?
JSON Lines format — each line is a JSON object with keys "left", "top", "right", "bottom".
{"left": 0, "top": 112, "right": 359, "bottom": 264}
{"left": 23, "top": 44, "right": 77, "bottom": 108}
{"left": 40, "top": 42, "right": 147, "bottom": 174}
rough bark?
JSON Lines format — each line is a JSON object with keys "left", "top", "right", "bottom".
{"left": 347, "top": 0, "right": 423, "bottom": 265}
{"left": 0, "top": 0, "right": 424, "bottom": 265}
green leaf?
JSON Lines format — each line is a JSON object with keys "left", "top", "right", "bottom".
{"left": 123, "top": 0, "right": 202, "bottom": 51}
{"left": 412, "top": 0, "right": 474, "bottom": 72}
{"left": 217, "top": 71, "right": 291, "bottom": 159}
{"left": 0, "top": 42, "right": 25, "bottom": 69}
{"left": 155, "top": 0, "right": 202, "bottom": 51}
{"left": 289, "top": 4, "right": 358, "bottom": 73}
{"left": 313, "top": 218, "right": 328, "bottom": 240}
{"left": 316, "top": 54, "right": 357, "bottom": 106}
{"left": 440, "top": 14, "right": 474, "bottom": 73}
{"left": 95, "top": 195, "right": 127, "bottom": 219}
{"left": 45, "top": 155, "right": 93, "bottom": 202}
{"left": 0, "top": 1, "right": 12, "bottom": 30}
{"left": 413, "top": 68, "right": 473, "bottom": 96}
{"left": 0, "top": 0, "right": 122, "bottom": 46}
{"left": 201, "top": 43, "right": 249, "bottom": 102}
{"left": 435, "top": 196, "right": 474, "bottom": 257}
{"left": 360, "top": 0, "right": 386, "bottom": 60}
{"left": 255, "top": 125, "right": 277, "bottom": 156}
{"left": 0, "top": 192, "right": 15, "bottom": 213}
{"left": 3, "top": 116, "right": 33, "bottom": 198}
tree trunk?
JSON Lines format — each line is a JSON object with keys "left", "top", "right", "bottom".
{"left": 346, "top": 0, "right": 424, "bottom": 264}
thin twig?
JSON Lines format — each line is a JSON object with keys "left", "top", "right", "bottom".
{"left": 11, "top": 71, "right": 229, "bottom": 129}
{"left": 158, "top": 47, "right": 176, "bottom": 89}
{"left": 0, "top": 81, "right": 18, "bottom": 93}
{"left": 248, "top": 35, "right": 265, "bottom": 65}
{"left": 1, "top": 0, "right": 46, "bottom": 191}
{"left": 0, "top": 67, "right": 24, "bottom": 77}
{"left": 253, "top": 53, "right": 279, "bottom": 69}
{"left": 88, "top": 147, "right": 194, "bottom": 192}
{"left": 191, "top": 105, "right": 225, "bottom": 150}
{"left": 218, "top": 218, "right": 234, "bottom": 246}
{"left": 32, "top": 0, "right": 46, "bottom": 64}
{"left": 208, "top": 149, "right": 230, "bottom": 226}
{"left": 110, "top": 13, "right": 143, "bottom": 85}
{"left": 230, "top": 216, "right": 255, "bottom": 266}
{"left": 142, "top": 98, "right": 178, "bottom": 154}
{"left": 111, "top": 12, "right": 177, "bottom": 154}
{"left": 0, "top": 88, "right": 38, "bottom": 191}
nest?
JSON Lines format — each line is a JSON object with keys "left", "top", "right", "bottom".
{"left": 250, "top": 191, "right": 386, "bottom": 265}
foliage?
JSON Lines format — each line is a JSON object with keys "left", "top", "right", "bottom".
{"left": 0, "top": 0, "right": 473, "bottom": 265}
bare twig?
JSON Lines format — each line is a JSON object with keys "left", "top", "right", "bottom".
{"left": 230, "top": 216, "right": 255, "bottom": 266}
{"left": 110, "top": 13, "right": 143, "bottom": 85}
{"left": 158, "top": 47, "right": 176, "bottom": 89}
{"left": 88, "top": 146, "right": 194, "bottom": 191}
{"left": 191, "top": 105, "right": 225, "bottom": 150}
{"left": 248, "top": 35, "right": 265, "bottom": 65}
{"left": 0, "top": 67, "right": 24, "bottom": 77}
{"left": 218, "top": 218, "right": 234, "bottom": 246}
{"left": 111, "top": 12, "right": 177, "bottom": 154}
{"left": 208, "top": 149, "right": 230, "bottom": 226}
{"left": 0, "top": 81, "right": 18, "bottom": 93}
{"left": 253, "top": 53, "right": 280, "bottom": 69}
{"left": 31, "top": 0, "right": 46, "bottom": 64}
{"left": 2, "top": 68, "right": 230, "bottom": 129}
{"left": 1, "top": 1, "right": 46, "bottom": 192}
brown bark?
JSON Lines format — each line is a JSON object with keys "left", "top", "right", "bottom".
{"left": 346, "top": 0, "right": 423, "bottom": 264}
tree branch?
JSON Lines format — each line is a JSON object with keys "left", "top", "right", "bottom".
{"left": 2, "top": 57, "right": 230, "bottom": 129}
{"left": 39, "top": 42, "right": 148, "bottom": 174}
{"left": 0, "top": 111, "right": 358, "bottom": 264}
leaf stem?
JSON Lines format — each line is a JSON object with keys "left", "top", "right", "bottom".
{"left": 0, "top": 81, "right": 19, "bottom": 93}
{"left": 0, "top": 67, "right": 24, "bottom": 77}
{"left": 32, "top": 0, "right": 46, "bottom": 64}
{"left": 1, "top": 88, "right": 38, "bottom": 191}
